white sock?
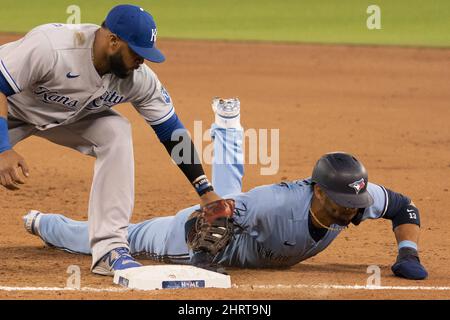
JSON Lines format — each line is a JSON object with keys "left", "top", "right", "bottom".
{"left": 215, "top": 113, "right": 241, "bottom": 129}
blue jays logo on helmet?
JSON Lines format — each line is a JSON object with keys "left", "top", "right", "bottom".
{"left": 348, "top": 178, "right": 366, "bottom": 194}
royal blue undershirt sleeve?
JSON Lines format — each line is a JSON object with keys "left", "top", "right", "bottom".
{"left": 0, "top": 117, "right": 11, "bottom": 153}
{"left": 0, "top": 71, "right": 13, "bottom": 153}
{"left": 151, "top": 112, "right": 185, "bottom": 142}
{"left": 0, "top": 70, "right": 15, "bottom": 97}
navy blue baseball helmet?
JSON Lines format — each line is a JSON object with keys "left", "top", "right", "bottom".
{"left": 311, "top": 152, "right": 374, "bottom": 208}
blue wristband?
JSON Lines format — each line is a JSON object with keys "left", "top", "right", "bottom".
{"left": 192, "top": 175, "right": 214, "bottom": 197}
{"left": 398, "top": 240, "right": 418, "bottom": 252}
{"left": 0, "top": 117, "right": 11, "bottom": 153}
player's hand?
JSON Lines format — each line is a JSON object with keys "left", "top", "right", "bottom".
{"left": 0, "top": 149, "right": 29, "bottom": 190}
{"left": 391, "top": 247, "right": 428, "bottom": 280}
{"left": 199, "top": 190, "right": 222, "bottom": 207}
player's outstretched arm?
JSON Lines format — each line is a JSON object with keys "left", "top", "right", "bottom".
{"left": 0, "top": 93, "right": 29, "bottom": 190}
{"left": 382, "top": 192, "right": 428, "bottom": 280}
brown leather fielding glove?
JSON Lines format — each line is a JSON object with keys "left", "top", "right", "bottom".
{"left": 185, "top": 199, "right": 235, "bottom": 268}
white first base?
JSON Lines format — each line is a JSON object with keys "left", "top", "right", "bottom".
{"left": 113, "top": 265, "right": 231, "bottom": 290}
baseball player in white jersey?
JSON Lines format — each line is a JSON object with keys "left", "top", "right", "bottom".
{"left": 24, "top": 98, "right": 428, "bottom": 280}
{"left": 0, "top": 5, "right": 223, "bottom": 276}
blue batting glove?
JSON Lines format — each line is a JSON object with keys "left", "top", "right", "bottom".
{"left": 391, "top": 247, "right": 428, "bottom": 280}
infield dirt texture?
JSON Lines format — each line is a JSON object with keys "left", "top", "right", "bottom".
{"left": 0, "top": 0, "right": 449, "bottom": 299}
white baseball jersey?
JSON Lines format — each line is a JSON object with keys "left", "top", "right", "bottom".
{"left": 0, "top": 23, "right": 174, "bottom": 130}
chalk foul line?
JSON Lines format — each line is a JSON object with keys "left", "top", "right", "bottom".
{"left": 234, "top": 283, "right": 450, "bottom": 291}
{"left": 1, "top": 283, "right": 449, "bottom": 292}
{"left": 0, "top": 286, "right": 129, "bottom": 292}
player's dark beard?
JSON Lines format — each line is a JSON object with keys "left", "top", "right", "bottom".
{"left": 324, "top": 206, "right": 353, "bottom": 227}
{"left": 108, "top": 51, "right": 131, "bottom": 79}
{"left": 333, "top": 215, "right": 352, "bottom": 227}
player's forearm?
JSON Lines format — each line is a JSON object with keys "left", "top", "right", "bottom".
{"left": 381, "top": 188, "right": 421, "bottom": 248}
{"left": 152, "top": 113, "right": 215, "bottom": 198}
{"left": 394, "top": 223, "right": 420, "bottom": 245}
{"left": 162, "top": 137, "right": 213, "bottom": 197}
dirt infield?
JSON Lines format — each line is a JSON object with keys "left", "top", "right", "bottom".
{"left": 0, "top": 33, "right": 449, "bottom": 300}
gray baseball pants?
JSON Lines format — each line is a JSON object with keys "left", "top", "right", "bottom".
{"left": 8, "top": 110, "right": 134, "bottom": 268}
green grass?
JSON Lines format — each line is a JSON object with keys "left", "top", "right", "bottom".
{"left": 0, "top": 0, "right": 449, "bottom": 47}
